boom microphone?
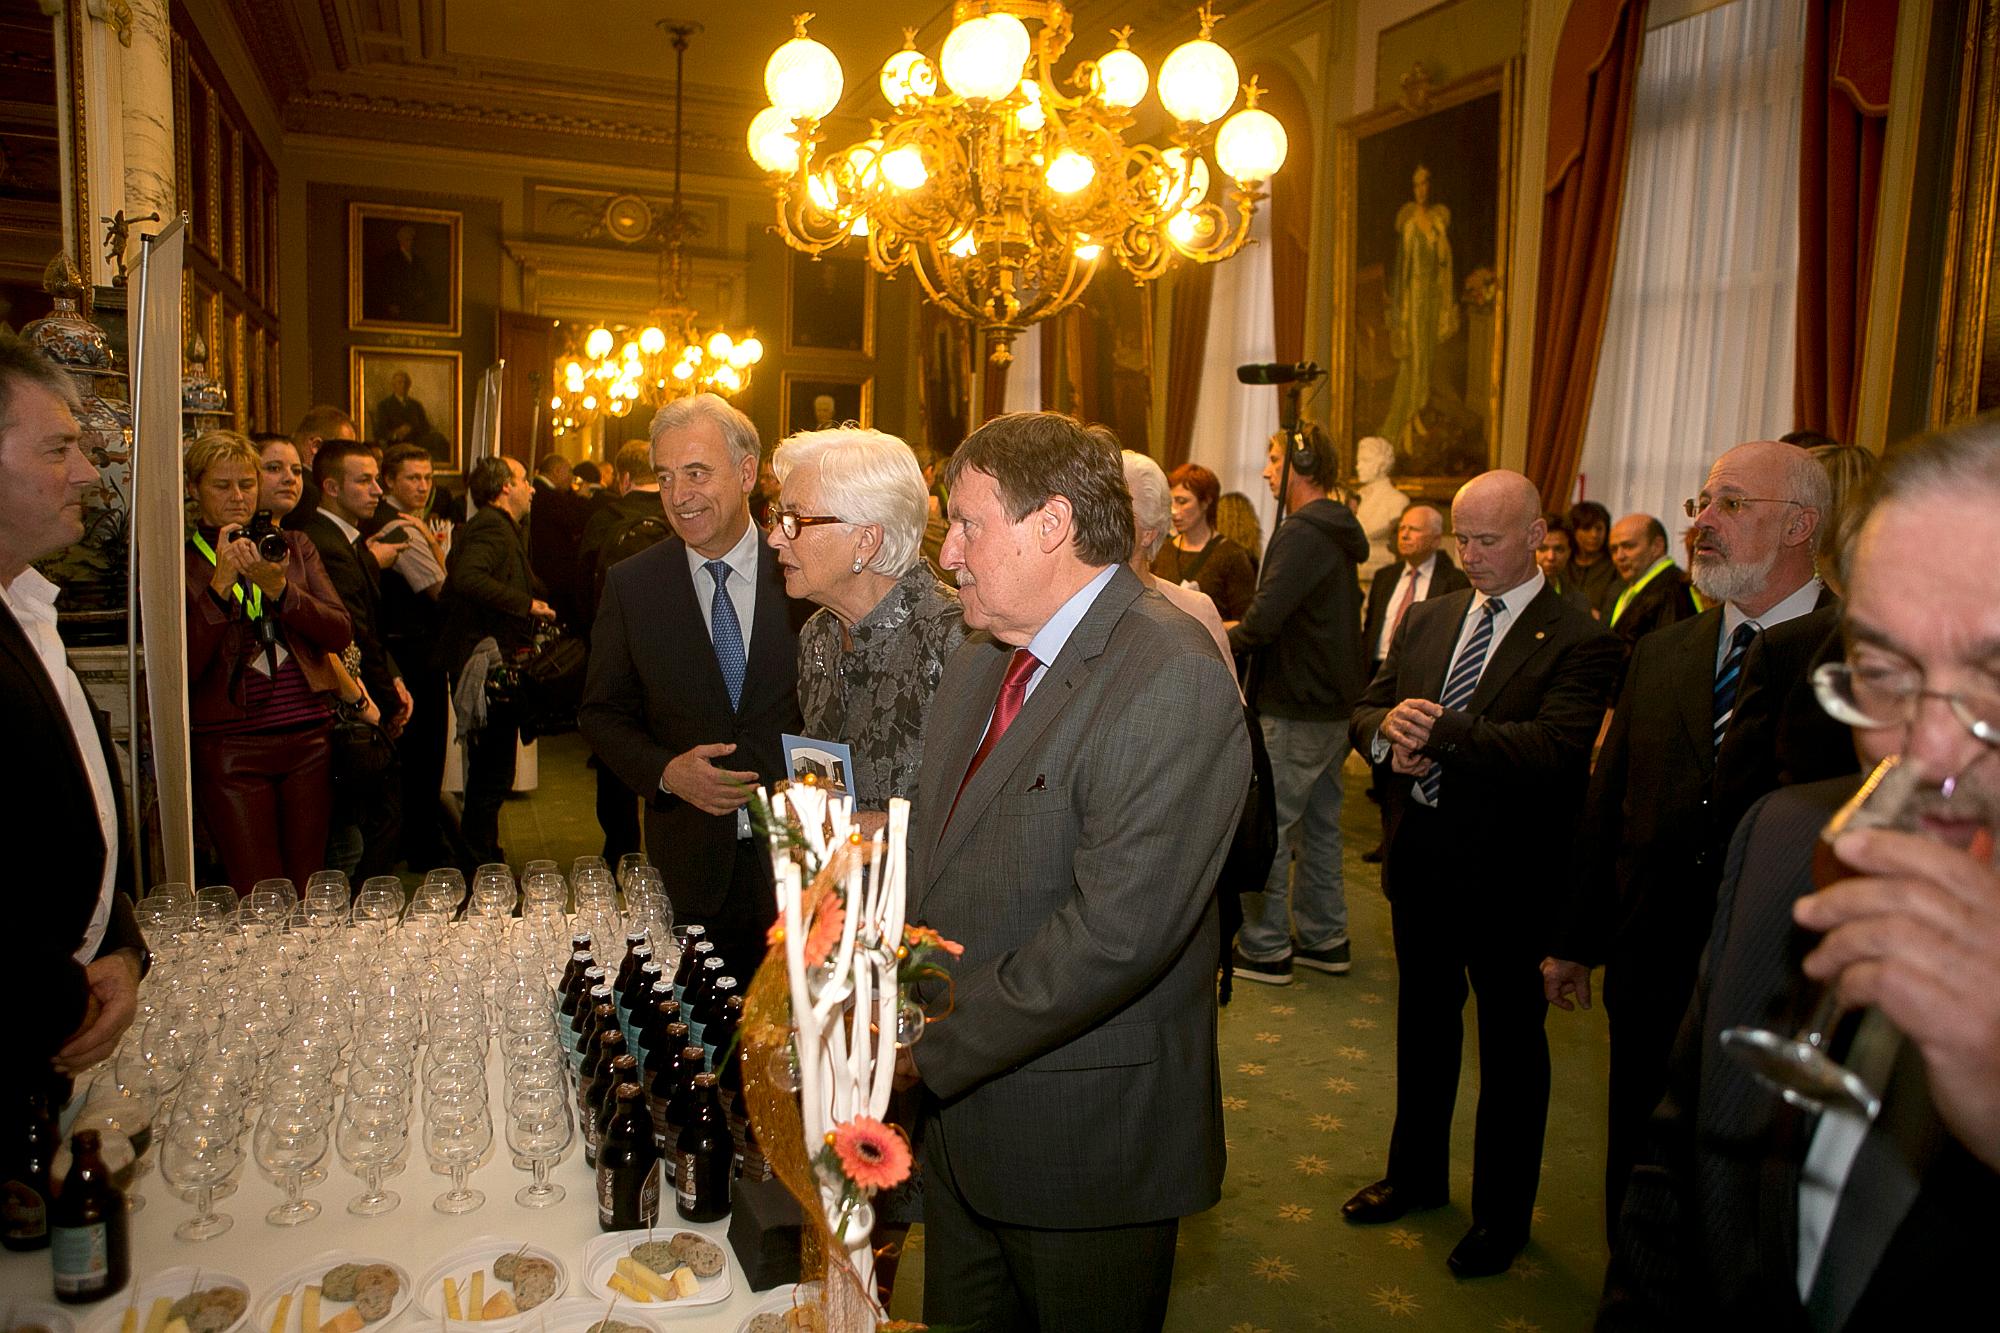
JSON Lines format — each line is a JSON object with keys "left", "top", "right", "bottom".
{"left": 1235, "top": 361, "right": 1325, "bottom": 385}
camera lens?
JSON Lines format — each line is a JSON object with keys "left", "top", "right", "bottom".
{"left": 257, "top": 532, "right": 289, "bottom": 561}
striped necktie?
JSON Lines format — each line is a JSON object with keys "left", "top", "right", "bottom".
{"left": 705, "top": 559, "right": 747, "bottom": 710}
{"left": 1417, "top": 596, "right": 1504, "bottom": 804}
{"left": 1713, "top": 620, "right": 1758, "bottom": 748}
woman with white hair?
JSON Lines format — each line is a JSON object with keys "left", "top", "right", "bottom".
{"left": 1122, "top": 449, "right": 1239, "bottom": 692}
{"left": 766, "top": 427, "right": 965, "bottom": 811}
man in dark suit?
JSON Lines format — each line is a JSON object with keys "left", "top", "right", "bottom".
{"left": 1714, "top": 601, "right": 1858, "bottom": 835}
{"left": 1360, "top": 503, "right": 1468, "bottom": 861}
{"left": 1600, "top": 421, "right": 2000, "bottom": 1326}
{"left": 296, "top": 438, "right": 409, "bottom": 876}
{"left": 368, "top": 442, "right": 454, "bottom": 869}
{"left": 907, "top": 411, "right": 1248, "bottom": 1331}
{"left": 440, "top": 456, "right": 553, "bottom": 869}
{"left": 530, "top": 452, "right": 591, "bottom": 629}
{"left": 1606, "top": 512, "right": 1697, "bottom": 659}
{"left": 1547, "top": 440, "right": 1833, "bottom": 1236}
{"left": 579, "top": 395, "right": 811, "bottom": 969}
{"left": 0, "top": 333, "right": 147, "bottom": 1094}
{"left": 282, "top": 403, "right": 357, "bottom": 527}
{"left": 1345, "top": 469, "right": 1621, "bottom": 1277}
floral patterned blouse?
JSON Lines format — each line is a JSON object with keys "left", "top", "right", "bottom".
{"left": 796, "top": 562, "right": 967, "bottom": 811}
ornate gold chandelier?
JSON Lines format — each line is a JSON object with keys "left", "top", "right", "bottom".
{"left": 749, "top": 2, "right": 1287, "bottom": 364}
{"left": 551, "top": 23, "right": 764, "bottom": 438}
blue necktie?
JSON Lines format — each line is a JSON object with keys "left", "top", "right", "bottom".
{"left": 1713, "top": 620, "right": 1758, "bottom": 748}
{"left": 1418, "top": 597, "right": 1504, "bottom": 805}
{"left": 705, "top": 559, "right": 746, "bottom": 711}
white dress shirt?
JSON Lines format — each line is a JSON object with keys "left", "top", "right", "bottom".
{"left": 1376, "top": 553, "right": 1442, "bottom": 663}
{"left": 1718, "top": 575, "right": 1824, "bottom": 671}
{"left": 2, "top": 568, "right": 118, "bottom": 963}
{"left": 685, "top": 519, "right": 761, "bottom": 659}
{"left": 1796, "top": 1009, "right": 1901, "bottom": 1297}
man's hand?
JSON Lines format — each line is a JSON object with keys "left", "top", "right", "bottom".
{"left": 662, "top": 742, "right": 759, "bottom": 816}
{"left": 1542, "top": 957, "right": 1594, "bottom": 1011}
{"left": 1381, "top": 698, "right": 1444, "bottom": 751}
{"left": 893, "top": 1043, "right": 921, "bottom": 1091}
{"left": 382, "top": 677, "right": 412, "bottom": 739}
{"left": 53, "top": 950, "right": 142, "bottom": 1075}
{"left": 1388, "top": 741, "right": 1432, "bottom": 776}
{"left": 366, "top": 535, "right": 401, "bottom": 569}
{"left": 529, "top": 599, "right": 556, "bottom": 621}
{"left": 1796, "top": 826, "right": 2000, "bottom": 1170}
{"left": 209, "top": 524, "right": 257, "bottom": 594}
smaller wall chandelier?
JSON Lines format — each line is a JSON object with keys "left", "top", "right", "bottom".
{"left": 550, "top": 22, "right": 764, "bottom": 439}
{"left": 750, "top": 2, "right": 1288, "bottom": 363}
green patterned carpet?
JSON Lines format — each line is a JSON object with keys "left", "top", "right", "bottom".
{"left": 508, "top": 738, "right": 1613, "bottom": 1329}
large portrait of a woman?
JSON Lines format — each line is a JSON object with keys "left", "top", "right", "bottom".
{"left": 1333, "top": 63, "right": 1516, "bottom": 498}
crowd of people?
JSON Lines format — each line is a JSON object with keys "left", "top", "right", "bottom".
{"left": 5, "top": 316, "right": 1998, "bottom": 1328}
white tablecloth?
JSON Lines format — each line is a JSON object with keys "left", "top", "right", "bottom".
{"left": 0, "top": 1107, "right": 778, "bottom": 1330}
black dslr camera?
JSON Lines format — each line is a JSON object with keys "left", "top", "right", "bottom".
{"left": 242, "top": 509, "right": 289, "bottom": 562}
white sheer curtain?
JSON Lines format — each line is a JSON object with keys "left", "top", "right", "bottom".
{"left": 1002, "top": 323, "right": 1042, "bottom": 413}
{"left": 1188, "top": 203, "right": 1280, "bottom": 537}
{"left": 1577, "top": 0, "right": 1805, "bottom": 534}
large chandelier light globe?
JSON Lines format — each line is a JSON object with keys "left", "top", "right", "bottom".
{"left": 879, "top": 48, "right": 936, "bottom": 108}
{"left": 939, "top": 14, "right": 1030, "bottom": 103}
{"left": 1216, "top": 107, "right": 1289, "bottom": 183}
{"left": 1157, "top": 38, "right": 1238, "bottom": 125}
{"left": 766, "top": 34, "right": 844, "bottom": 121}
{"left": 880, "top": 144, "right": 929, "bottom": 191}
{"left": 1095, "top": 47, "right": 1149, "bottom": 110}
{"left": 585, "top": 327, "right": 614, "bottom": 360}
{"left": 748, "top": 106, "right": 802, "bottom": 173}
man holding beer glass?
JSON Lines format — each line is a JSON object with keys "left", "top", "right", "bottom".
{"left": 1600, "top": 424, "right": 2000, "bottom": 1327}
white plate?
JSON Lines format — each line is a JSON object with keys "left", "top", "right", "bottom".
{"left": 83, "top": 1267, "right": 251, "bottom": 1333}
{"left": 733, "top": 1285, "right": 817, "bottom": 1333}
{"left": 507, "top": 1298, "right": 665, "bottom": 1333}
{"left": 412, "top": 1237, "right": 568, "bottom": 1329}
{"left": 578, "top": 1230, "right": 732, "bottom": 1313}
{"left": 249, "top": 1252, "right": 414, "bottom": 1333}
{"left": 4, "top": 1298, "right": 78, "bottom": 1333}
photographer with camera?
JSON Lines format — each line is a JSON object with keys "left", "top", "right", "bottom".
{"left": 184, "top": 431, "right": 353, "bottom": 890}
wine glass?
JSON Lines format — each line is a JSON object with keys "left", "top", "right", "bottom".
{"left": 506, "top": 1088, "right": 573, "bottom": 1207}
{"left": 338, "top": 1093, "right": 408, "bottom": 1216}
{"left": 74, "top": 1075, "right": 156, "bottom": 1213}
{"left": 253, "top": 1101, "right": 328, "bottom": 1225}
{"left": 425, "top": 1098, "right": 492, "bottom": 1214}
{"left": 158, "top": 1113, "right": 241, "bottom": 1240}
{"left": 1719, "top": 755, "right": 1924, "bottom": 1115}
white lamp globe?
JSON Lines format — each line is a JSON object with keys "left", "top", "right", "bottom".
{"left": 1217, "top": 107, "right": 1288, "bottom": 182}
{"left": 739, "top": 338, "right": 764, "bottom": 364}
{"left": 879, "top": 48, "right": 936, "bottom": 107}
{"left": 940, "top": 13, "right": 1030, "bottom": 102}
{"left": 747, "top": 106, "right": 802, "bottom": 174}
{"left": 1045, "top": 150, "right": 1095, "bottom": 195}
{"left": 1158, "top": 37, "right": 1237, "bottom": 124}
{"left": 1096, "top": 47, "right": 1149, "bottom": 109}
{"left": 765, "top": 33, "right": 843, "bottom": 121}
{"left": 1015, "top": 80, "right": 1046, "bottom": 132}
{"left": 639, "top": 326, "right": 667, "bottom": 356}
{"left": 707, "top": 331, "right": 734, "bottom": 361}
{"left": 584, "top": 327, "right": 614, "bottom": 360}
{"left": 880, "top": 144, "right": 929, "bottom": 191}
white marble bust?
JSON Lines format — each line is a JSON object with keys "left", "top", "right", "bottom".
{"left": 1351, "top": 435, "right": 1409, "bottom": 585}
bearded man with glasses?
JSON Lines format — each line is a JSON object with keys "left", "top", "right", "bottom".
{"left": 1599, "top": 420, "right": 2000, "bottom": 1328}
{"left": 1546, "top": 439, "right": 1835, "bottom": 1240}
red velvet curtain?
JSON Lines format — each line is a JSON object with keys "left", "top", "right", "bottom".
{"left": 1161, "top": 265, "right": 1214, "bottom": 469}
{"left": 1795, "top": 0, "right": 1897, "bottom": 443}
{"left": 1524, "top": 0, "right": 1649, "bottom": 507}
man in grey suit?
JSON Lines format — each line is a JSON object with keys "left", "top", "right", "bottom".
{"left": 906, "top": 412, "right": 1250, "bottom": 1332}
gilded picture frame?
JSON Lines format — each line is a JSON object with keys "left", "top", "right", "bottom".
{"left": 1331, "top": 61, "right": 1518, "bottom": 503}
{"left": 349, "top": 202, "right": 462, "bottom": 336}
{"left": 351, "top": 346, "right": 463, "bottom": 472}
{"left": 782, "top": 371, "right": 874, "bottom": 435}
{"left": 785, "top": 248, "right": 876, "bottom": 357}
{"left": 1931, "top": 0, "right": 2000, "bottom": 424}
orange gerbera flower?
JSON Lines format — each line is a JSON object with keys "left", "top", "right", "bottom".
{"left": 904, "top": 925, "right": 963, "bottom": 958}
{"left": 831, "top": 1115, "right": 912, "bottom": 1192}
{"left": 805, "top": 899, "right": 846, "bottom": 967}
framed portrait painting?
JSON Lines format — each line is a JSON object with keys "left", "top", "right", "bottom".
{"left": 349, "top": 202, "right": 461, "bottom": 335}
{"left": 785, "top": 248, "right": 875, "bottom": 356}
{"left": 782, "top": 371, "right": 873, "bottom": 435}
{"left": 351, "top": 347, "right": 463, "bottom": 472}
{"left": 1332, "top": 62, "right": 1518, "bottom": 500}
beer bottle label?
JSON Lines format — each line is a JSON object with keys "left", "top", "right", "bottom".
{"left": 676, "top": 1152, "right": 699, "bottom": 1210}
{"left": 3, "top": 1179, "right": 47, "bottom": 1239}
{"left": 50, "top": 1222, "right": 107, "bottom": 1293}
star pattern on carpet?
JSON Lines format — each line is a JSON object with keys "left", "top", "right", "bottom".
{"left": 1277, "top": 1203, "right": 1314, "bottom": 1222}
{"left": 1369, "top": 1285, "right": 1422, "bottom": 1316}
{"left": 1499, "top": 1318, "right": 1545, "bottom": 1331}
{"left": 1268, "top": 1003, "right": 1297, "bottom": 1015}
{"left": 1238, "top": 1061, "right": 1267, "bottom": 1076}
{"left": 1386, "top": 1227, "right": 1424, "bottom": 1250}
{"left": 1323, "top": 1075, "right": 1358, "bottom": 1094}
{"left": 1292, "top": 1152, "right": 1330, "bottom": 1176}
{"left": 1512, "top": 1258, "right": 1548, "bottom": 1281}
{"left": 1360, "top": 991, "right": 1385, "bottom": 1004}
{"left": 1255, "top": 1030, "right": 1283, "bottom": 1043}
{"left": 1337, "top": 1045, "right": 1372, "bottom": 1060}
{"left": 1348, "top": 1016, "right": 1378, "bottom": 1029}
{"left": 1222, "top": 1094, "right": 1249, "bottom": 1111}
{"left": 1309, "top": 1113, "right": 1345, "bottom": 1132}
{"left": 1251, "top": 1255, "right": 1300, "bottom": 1284}
{"left": 1227, "top": 1323, "right": 1271, "bottom": 1333}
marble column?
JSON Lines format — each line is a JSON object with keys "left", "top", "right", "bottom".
{"left": 117, "top": 0, "right": 176, "bottom": 280}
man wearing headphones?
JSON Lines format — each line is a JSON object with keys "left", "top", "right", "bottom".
{"left": 1228, "top": 424, "right": 1371, "bottom": 985}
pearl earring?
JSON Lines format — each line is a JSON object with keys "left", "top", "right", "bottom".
{"left": 851, "top": 556, "right": 865, "bottom": 573}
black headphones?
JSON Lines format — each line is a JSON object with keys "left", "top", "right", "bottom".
{"left": 1287, "top": 424, "right": 1324, "bottom": 479}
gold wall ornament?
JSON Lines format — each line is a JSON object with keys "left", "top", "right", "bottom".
{"left": 750, "top": 0, "right": 1287, "bottom": 364}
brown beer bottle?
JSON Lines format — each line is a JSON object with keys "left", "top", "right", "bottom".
{"left": 49, "top": 1129, "right": 128, "bottom": 1302}
{"left": 1, "top": 1087, "right": 55, "bottom": 1251}
{"left": 674, "top": 1074, "right": 732, "bottom": 1222}
{"left": 596, "top": 1082, "right": 659, "bottom": 1231}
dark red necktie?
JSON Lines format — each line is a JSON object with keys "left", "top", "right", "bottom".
{"left": 948, "top": 648, "right": 1040, "bottom": 824}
